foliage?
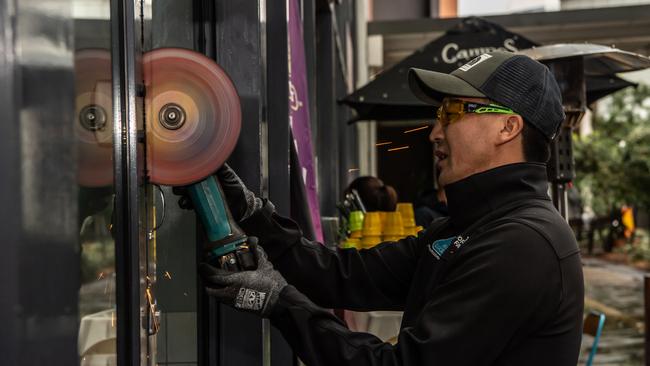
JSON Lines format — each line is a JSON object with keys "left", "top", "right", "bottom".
{"left": 574, "top": 85, "right": 650, "bottom": 216}
{"left": 619, "top": 229, "right": 650, "bottom": 262}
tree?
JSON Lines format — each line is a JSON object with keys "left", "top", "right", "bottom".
{"left": 574, "top": 84, "right": 650, "bottom": 216}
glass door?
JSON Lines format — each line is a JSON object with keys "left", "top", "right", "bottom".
{"left": 73, "top": 1, "right": 120, "bottom": 365}
{"left": 75, "top": 0, "right": 149, "bottom": 364}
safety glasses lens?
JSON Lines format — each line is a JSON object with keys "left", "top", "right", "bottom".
{"left": 437, "top": 99, "right": 464, "bottom": 126}
{"left": 443, "top": 99, "right": 464, "bottom": 114}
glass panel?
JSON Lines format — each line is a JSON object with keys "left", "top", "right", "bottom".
{"left": 142, "top": 1, "right": 199, "bottom": 365}
{"left": 73, "top": 1, "right": 117, "bottom": 364}
{"left": 3, "top": 0, "right": 80, "bottom": 363}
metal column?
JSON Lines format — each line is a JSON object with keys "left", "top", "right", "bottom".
{"left": 111, "top": 0, "right": 144, "bottom": 363}
{"left": 266, "top": 0, "right": 297, "bottom": 364}
{"left": 208, "top": 0, "right": 274, "bottom": 364}
{"left": 316, "top": 7, "right": 339, "bottom": 217}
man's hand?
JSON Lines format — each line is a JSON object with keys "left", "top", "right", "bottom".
{"left": 215, "top": 163, "right": 263, "bottom": 222}
{"left": 172, "top": 163, "right": 263, "bottom": 222}
{"left": 199, "top": 238, "right": 287, "bottom": 316}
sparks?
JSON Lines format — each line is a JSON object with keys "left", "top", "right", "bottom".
{"left": 387, "top": 146, "right": 410, "bottom": 152}
{"left": 403, "top": 126, "right": 429, "bottom": 134}
{"left": 375, "top": 141, "right": 392, "bottom": 147}
{"left": 146, "top": 287, "right": 154, "bottom": 304}
{"left": 97, "top": 272, "right": 104, "bottom": 280}
{"left": 348, "top": 168, "right": 359, "bottom": 173}
{"left": 164, "top": 271, "right": 172, "bottom": 280}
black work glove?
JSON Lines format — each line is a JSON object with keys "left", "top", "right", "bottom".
{"left": 172, "top": 163, "right": 263, "bottom": 222}
{"left": 199, "top": 237, "right": 287, "bottom": 316}
{"left": 215, "top": 163, "right": 263, "bottom": 222}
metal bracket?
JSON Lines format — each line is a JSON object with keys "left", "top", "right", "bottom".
{"left": 147, "top": 184, "right": 166, "bottom": 240}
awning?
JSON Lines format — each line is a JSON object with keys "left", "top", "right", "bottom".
{"left": 342, "top": 17, "right": 636, "bottom": 123}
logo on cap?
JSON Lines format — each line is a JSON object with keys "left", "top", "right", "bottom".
{"left": 458, "top": 54, "right": 492, "bottom": 72}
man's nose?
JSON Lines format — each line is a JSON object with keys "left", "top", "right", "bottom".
{"left": 430, "top": 121, "right": 443, "bottom": 143}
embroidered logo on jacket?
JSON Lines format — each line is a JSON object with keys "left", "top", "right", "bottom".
{"left": 429, "top": 236, "right": 456, "bottom": 260}
{"left": 429, "top": 235, "right": 470, "bottom": 260}
{"left": 453, "top": 235, "right": 469, "bottom": 249}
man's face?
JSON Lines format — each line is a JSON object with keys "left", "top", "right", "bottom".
{"left": 430, "top": 97, "right": 507, "bottom": 187}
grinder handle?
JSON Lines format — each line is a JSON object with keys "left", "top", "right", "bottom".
{"left": 187, "top": 175, "right": 256, "bottom": 271}
{"left": 187, "top": 176, "right": 234, "bottom": 242}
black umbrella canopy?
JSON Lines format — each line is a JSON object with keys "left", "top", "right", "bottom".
{"left": 517, "top": 44, "right": 647, "bottom": 104}
{"left": 586, "top": 75, "right": 636, "bottom": 104}
{"left": 343, "top": 17, "right": 633, "bottom": 123}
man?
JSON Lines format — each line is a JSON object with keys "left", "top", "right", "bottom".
{"left": 200, "top": 51, "right": 584, "bottom": 365}
{"left": 414, "top": 187, "right": 447, "bottom": 226}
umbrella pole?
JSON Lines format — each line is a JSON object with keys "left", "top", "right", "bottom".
{"left": 548, "top": 127, "right": 575, "bottom": 222}
{"left": 544, "top": 58, "right": 585, "bottom": 222}
{"left": 551, "top": 181, "right": 569, "bottom": 222}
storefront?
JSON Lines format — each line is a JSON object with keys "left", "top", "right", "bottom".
{"left": 0, "top": 0, "right": 360, "bottom": 364}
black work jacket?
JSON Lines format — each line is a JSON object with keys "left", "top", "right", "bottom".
{"left": 240, "top": 162, "right": 584, "bottom": 366}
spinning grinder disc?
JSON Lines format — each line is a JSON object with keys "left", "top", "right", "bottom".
{"left": 75, "top": 49, "right": 114, "bottom": 187}
{"left": 144, "top": 48, "right": 242, "bottom": 186}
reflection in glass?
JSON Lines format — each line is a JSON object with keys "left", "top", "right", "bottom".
{"left": 75, "top": 49, "right": 114, "bottom": 188}
{"left": 74, "top": 46, "right": 117, "bottom": 366}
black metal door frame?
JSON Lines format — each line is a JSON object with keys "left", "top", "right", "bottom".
{"left": 111, "top": 0, "right": 144, "bottom": 364}
{"left": 192, "top": 0, "right": 295, "bottom": 364}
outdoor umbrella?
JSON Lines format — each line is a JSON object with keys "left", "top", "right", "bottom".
{"left": 342, "top": 17, "right": 634, "bottom": 122}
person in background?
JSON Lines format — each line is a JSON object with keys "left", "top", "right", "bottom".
{"left": 344, "top": 176, "right": 398, "bottom": 212}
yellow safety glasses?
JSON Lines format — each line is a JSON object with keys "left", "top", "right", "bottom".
{"left": 436, "top": 98, "right": 516, "bottom": 127}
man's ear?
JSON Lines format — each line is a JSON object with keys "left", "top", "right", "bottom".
{"left": 496, "top": 115, "right": 523, "bottom": 146}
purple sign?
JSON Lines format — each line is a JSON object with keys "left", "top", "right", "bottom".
{"left": 288, "top": 0, "right": 323, "bottom": 242}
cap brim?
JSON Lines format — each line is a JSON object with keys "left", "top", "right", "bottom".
{"left": 408, "top": 68, "right": 486, "bottom": 105}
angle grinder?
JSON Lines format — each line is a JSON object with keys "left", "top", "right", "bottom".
{"left": 143, "top": 48, "right": 255, "bottom": 271}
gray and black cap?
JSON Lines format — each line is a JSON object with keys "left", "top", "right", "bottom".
{"left": 409, "top": 51, "right": 565, "bottom": 140}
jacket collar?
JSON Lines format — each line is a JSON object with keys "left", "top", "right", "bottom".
{"left": 444, "top": 162, "right": 551, "bottom": 229}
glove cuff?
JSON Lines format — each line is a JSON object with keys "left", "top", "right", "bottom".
{"left": 240, "top": 191, "right": 265, "bottom": 222}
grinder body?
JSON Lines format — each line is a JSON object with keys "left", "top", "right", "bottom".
{"left": 187, "top": 175, "right": 256, "bottom": 271}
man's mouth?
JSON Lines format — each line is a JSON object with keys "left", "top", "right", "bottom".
{"left": 435, "top": 150, "right": 448, "bottom": 162}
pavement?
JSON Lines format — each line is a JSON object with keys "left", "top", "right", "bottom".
{"left": 580, "top": 257, "right": 646, "bottom": 365}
